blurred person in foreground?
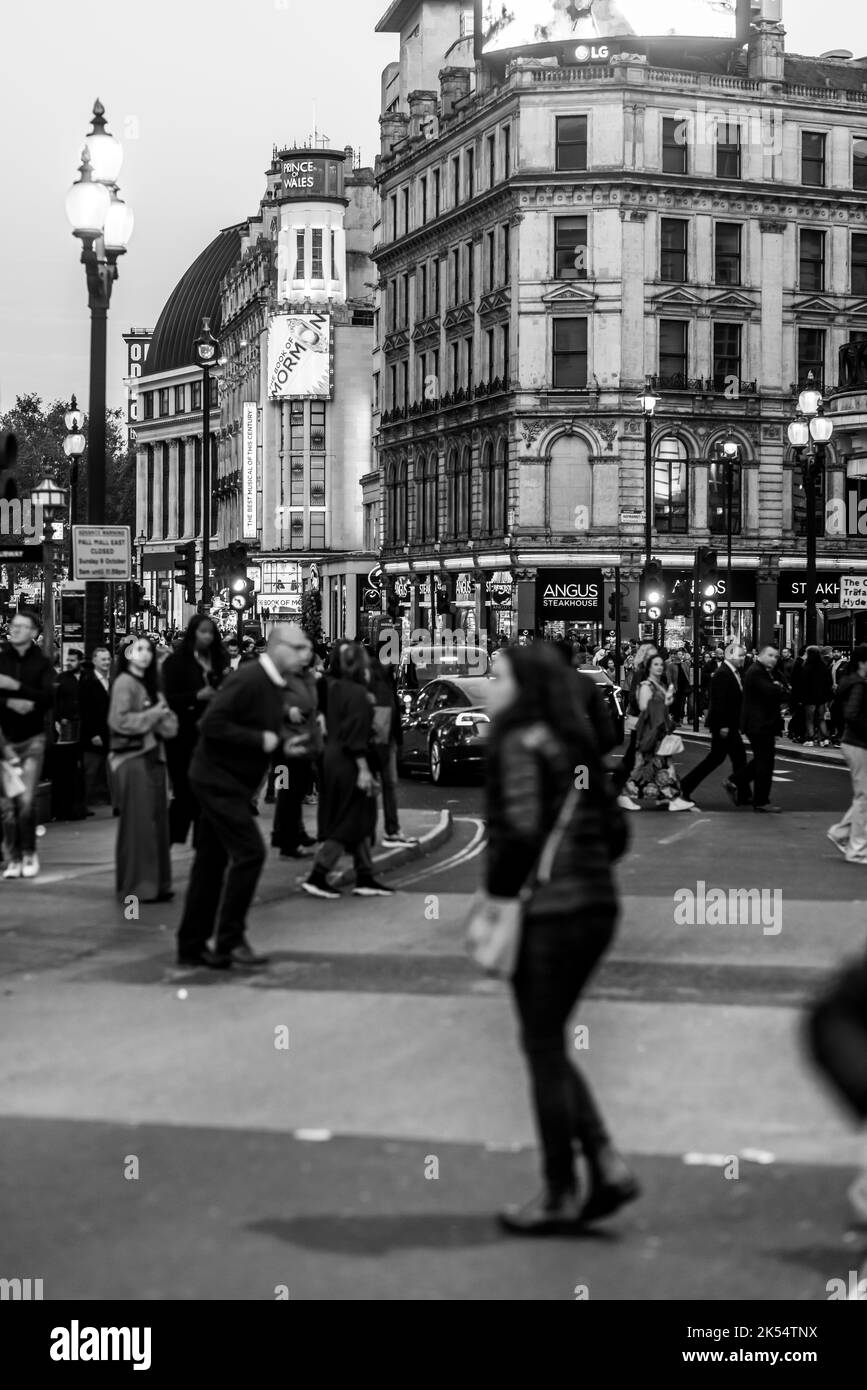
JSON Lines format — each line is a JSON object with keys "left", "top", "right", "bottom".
{"left": 485, "top": 643, "right": 638, "bottom": 1235}
{"left": 828, "top": 644, "right": 867, "bottom": 865}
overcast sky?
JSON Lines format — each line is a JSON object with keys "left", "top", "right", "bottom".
{"left": 1, "top": 0, "right": 865, "bottom": 417}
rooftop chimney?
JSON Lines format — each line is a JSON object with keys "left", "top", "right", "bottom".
{"left": 440, "top": 67, "right": 471, "bottom": 121}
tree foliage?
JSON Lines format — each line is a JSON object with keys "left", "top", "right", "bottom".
{"left": 301, "top": 586, "right": 323, "bottom": 646}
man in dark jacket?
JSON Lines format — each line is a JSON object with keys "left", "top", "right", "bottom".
{"left": 828, "top": 644, "right": 867, "bottom": 864}
{"left": 729, "top": 645, "right": 789, "bottom": 813}
{"left": 0, "top": 610, "right": 55, "bottom": 877}
{"left": 51, "top": 648, "right": 87, "bottom": 821}
{"left": 175, "top": 624, "right": 311, "bottom": 970}
{"left": 79, "top": 646, "right": 112, "bottom": 807}
{"left": 680, "top": 642, "right": 749, "bottom": 806}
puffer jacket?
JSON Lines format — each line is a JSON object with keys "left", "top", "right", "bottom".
{"left": 485, "top": 719, "right": 616, "bottom": 916}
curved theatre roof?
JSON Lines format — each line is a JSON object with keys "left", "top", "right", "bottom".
{"left": 143, "top": 226, "right": 243, "bottom": 377}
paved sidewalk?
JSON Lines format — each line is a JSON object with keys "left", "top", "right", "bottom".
{"left": 680, "top": 728, "right": 844, "bottom": 767}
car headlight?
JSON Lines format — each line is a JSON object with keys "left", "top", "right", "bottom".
{"left": 454, "top": 712, "right": 490, "bottom": 727}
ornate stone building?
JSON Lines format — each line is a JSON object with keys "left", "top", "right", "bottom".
{"left": 373, "top": 0, "right": 867, "bottom": 650}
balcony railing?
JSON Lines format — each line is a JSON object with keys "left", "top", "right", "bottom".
{"left": 648, "top": 374, "right": 758, "bottom": 396}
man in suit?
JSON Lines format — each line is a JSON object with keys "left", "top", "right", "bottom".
{"left": 730, "top": 645, "right": 789, "bottom": 814}
{"left": 680, "top": 642, "right": 749, "bottom": 807}
{"left": 51, "top": 648, "right": 87, "bottom": 820}
{"left": 79, "top": 646, "right": 112, "bottom": 807}
{"left": 176, "top": 623, "right": 313, "bottom": 970}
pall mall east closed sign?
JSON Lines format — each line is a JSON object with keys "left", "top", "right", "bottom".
{"left": 536, "top": 567, "right": 603, "bottom": 624}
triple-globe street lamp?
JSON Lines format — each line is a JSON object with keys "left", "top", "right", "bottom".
{"left": 787, "top": 374, "right": 834, "bottom": 647}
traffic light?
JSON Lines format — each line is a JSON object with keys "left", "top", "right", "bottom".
{"left": 641, "top": 558, "right": 666, "bottom": 621}
{"left": 608, "top": 589, "right": 619, "bottom": 622}
{"left": 173, "top": 542, "right": 196, "bottom": 605}
{"left": 228, "top": 545, "right": 256, "bottom": 613}
{"left": 697, "top": 546, "right": 719, "bottom": 616}
{"left": 130, "top": 583, "right": 146, "bottom": 613}
{"left": 669, "top": 580, "right": 691, "bottom": 618}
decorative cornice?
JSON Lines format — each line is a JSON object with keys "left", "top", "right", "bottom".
{"left": 478, "top": 287, "right": 511, "bottom": 321}
{"left": 411, "top": 314, "right": 441, "bottom": 343}
{"left": 760, "top": 219, "right": 787, "bottom": 234}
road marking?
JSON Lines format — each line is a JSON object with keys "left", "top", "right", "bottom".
{"left": 392, "top": 817, "right": 487, "bottom": 887}
{"left": 658, "top": 817, "right": 711, "bottom": 846}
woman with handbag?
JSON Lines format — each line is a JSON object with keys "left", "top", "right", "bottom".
{"left": 623, "top": 655, "right": 694, "bottom": 811}
{"left": 482, "top": 643, "right": 639, "bottom": 1235}
{"left": 108, "top": 637, "right": 176, "bottom": 904}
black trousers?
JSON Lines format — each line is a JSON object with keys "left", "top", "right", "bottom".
{"left": 271, "top": 761, "right": 312, "bottom": 852}
{"left": 731, "top": 731, "right": 776, "bottom": 808}
{"left": 176, "top": 771, "right": 266, "bottom": 958}
{"left": 511, "top": 906, "right": 617, "bottom": 1196}
{"left": 680, "top": 729, "right": 748, "bottom": 802}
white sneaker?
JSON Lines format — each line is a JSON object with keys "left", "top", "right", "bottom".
{"left": 21, "top": 853, "right": 39, "bottom": 879}
{"left": 668, "top": 798, "right": 695, "bottom": 812}
{"left": 617, "top": 794, "right": 641, "bottom": 812}
{"left": 382, "top": 833, "right": 419, "bottom": 848}
{"left": 804, "top": 740, "right": 815, "bottom": 747}
{"left": 2, "top": 860, "right": 22, "bottom": 879}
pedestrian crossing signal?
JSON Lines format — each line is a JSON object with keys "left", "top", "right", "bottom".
{"left": 697, "top": 546, "right": 719, "bottom": 617}
{"left": 641, "top": 558, "right": 666, "bottom": 621}
{"left": 172, "top": 542, "right": 196, "bottom": 605}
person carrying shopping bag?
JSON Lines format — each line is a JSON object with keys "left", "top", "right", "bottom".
{"left": 623, "top": 655, "right": 694, "bottom": 811}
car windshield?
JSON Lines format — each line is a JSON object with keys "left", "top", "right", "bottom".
{"left": 447, "top": 678, "right": 494, "bottom": 707}
{"left": 402, "top": 648, "right": 489, "bottom": 681}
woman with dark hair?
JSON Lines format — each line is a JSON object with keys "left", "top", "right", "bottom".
{"left": 302, "top": 641, "right": 390, "bottom": 899}
{"left": 161, "top": 615, "right": 227, "bottom": 844}
{"left": 623, "top": 654, "right": 694, "bottom": 810}
{"left": 485, "top": 642, "right": 638, "bottom": 1234}
{"left": 108, "top": 636, "right": 177, "bottom": 903}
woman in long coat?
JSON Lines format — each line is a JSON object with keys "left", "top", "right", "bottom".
{"left": 624, "top": 655, "right": 694, "bottom": 811}
{"left": 108, "top": 637, "right": 176, "bottom": 903}
{"left": 161, "top": 615, "right": 227, "bottom": 844}
{"left": 301, "top": 642, "right": 389, "bottom": 899}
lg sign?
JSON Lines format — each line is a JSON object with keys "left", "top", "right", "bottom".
{"left": 575, "top": 44, "right": 609, "bottom": 62}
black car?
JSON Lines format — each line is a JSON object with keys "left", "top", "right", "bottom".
{"left": 576, "top": 665, "right": 626, "bottom": 744}
{"left": 398, "top": 676, "right": 494, "bottom": 784}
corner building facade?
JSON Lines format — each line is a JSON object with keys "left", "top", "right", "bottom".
{"left": 374, "top": 0, "right": 867, "bottom": 650}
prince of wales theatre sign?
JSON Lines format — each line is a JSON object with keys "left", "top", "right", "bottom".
{"left": 268, "top": 314, "right": 333, "bottom": 400}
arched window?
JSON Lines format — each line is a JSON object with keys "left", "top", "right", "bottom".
{"left": 424, "top": 452, "right": 439, "bottom": 539}
{"left": 708, "top": 458, "right": 742, "bottom": 536}
{"left": 458, "top": 443, "right": 472, "bottom": 536}
{"left": 480, "top": 439, "right": 494, "bottom": 531}
{"left": 548, "top": 435, "right": 593, "bottom": 533}
{"left": 384, "top": 460, "right": 396, "bottom": 543}
{"left": 653, "top": 436, "right": 689, "bottom": 534}
{"left": 445, "top": 446, "right": 459, "bottom": 535}
{"left": 395, "top": 458, "right": 408, "bottom": 543}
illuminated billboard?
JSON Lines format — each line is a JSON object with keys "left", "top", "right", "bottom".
{"left": 476, "top": 1, "right": 742, "bottom": 56}
{"left": 267, "top": 313, "right": 332, "bottom": 400}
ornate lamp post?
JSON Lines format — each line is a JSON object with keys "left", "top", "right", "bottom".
{"left": 63, "top": 397, "right": 86, "bottom": 581}
{"left": 65, "top": 100, "right": 134, "bottom": 652}
{"left": 638, "top": 384, "right": 661, "bottom": 571}
{"left": 30, "top": 476, "right": 69, "bottom": 663}
{"left": 788, "top": 375, "right": 834, "bottom": 647}
{"left": 193, "top": 318, "right": 220, "bottom": 609}
{"left": 715, "top": 429, "right": 740, "bottom": 639}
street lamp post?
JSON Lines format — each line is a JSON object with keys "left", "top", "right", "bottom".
{"left": 65, "top": 101, "right": 134, "bottom": 654}
{"left": 31, "top": 476, "right": 69, "bottom": 664}
{"left": 717, "top": 430, "right": 740, "bottom": 641}
{"left": 63, "top": 397, "right": 86, "bottom": 581}
{"left": 788, "top": 375, "right": 834, "bottom": 647}
{"left": 638, "top": 384, "right": 661, "bottom": 641}
{"left": 193, "top": 319, "right": 219, "bottom": 610}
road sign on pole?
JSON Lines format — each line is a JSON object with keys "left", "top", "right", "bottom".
{"left": 72, "top": 526, "right": 132, "bottom": 582}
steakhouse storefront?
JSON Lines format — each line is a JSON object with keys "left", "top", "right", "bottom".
{"left": 536, "top": 567, "right": 604, "bottom": 642}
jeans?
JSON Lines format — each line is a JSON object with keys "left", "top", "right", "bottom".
{"left": 1, "top": 734, "right": 46, "bottom": 859}
{"left": 313, "top": 837, "right": 373, "bottom": 876}
{"left": 731, "top": 730, "right": 776, "bottom": 808}
{"left": 511, "top": 906, "right": 617, "bottom": 1196}
{"left": 378, "top": 743, "right": 400, "bottom": 837}
{"left": 829, "top": 744, "right": 867, "bottom": 860}
{"left": 680, "top": 729, "right": 748, "bottom": 802}
{"left": 804, "top": 704, "right": 828, "bottom": 742}
{"left": 176, "top": 771, "right": 267, "bottom": 958}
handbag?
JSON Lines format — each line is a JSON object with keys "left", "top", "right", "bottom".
{"left": 0, "top": 759, "right": 25, "bottom": 799}
{"left": 657, "top": 733, "right": 684, "bottom": 757}
{"left": 465, "top": 783, "right": 581, "bottom": 980}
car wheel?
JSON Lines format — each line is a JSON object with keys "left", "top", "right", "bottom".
{"left": 429, "top": 735, "right": 452, "bottom": 785}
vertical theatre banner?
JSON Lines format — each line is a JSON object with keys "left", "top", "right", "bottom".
{"left": 267, "top": 314, "right": 332, "bottom": 399}
{"left": 242, "top": 403, "right": 258, "bottom": 540}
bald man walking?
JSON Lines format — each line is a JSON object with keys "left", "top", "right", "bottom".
{"left": 176, "top": 624, "right": 311, "bottom": 969}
